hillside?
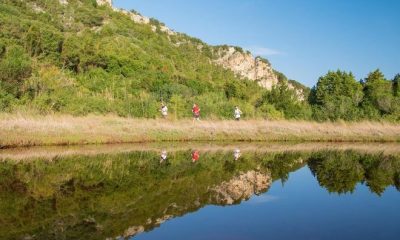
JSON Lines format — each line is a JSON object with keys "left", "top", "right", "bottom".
{"left": 0, "top": 0, "right": 310, "bottom": 119}
{"left": 1, "top": 0, "right": 398, "bottom": 122}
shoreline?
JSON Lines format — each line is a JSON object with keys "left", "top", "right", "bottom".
{"left": 1, "top": 114, "right": 400, "bottom": 148}
{"left": 2, "top": 142, "right": 400, "bottom": 161}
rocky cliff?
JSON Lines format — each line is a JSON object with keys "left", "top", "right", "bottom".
{"left": 213, "top": 46, "right": 279, "bottom": 90}
{"left": 96, "top": 0, "right": 112, "bottom": 6}
{"left": 59, "top": 0, "right": 113, "bottom": 7}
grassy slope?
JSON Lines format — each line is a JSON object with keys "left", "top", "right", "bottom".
{"left": 1, "top": 0, "right": 293, "bottom": 118}
{"left": 1, "top": 114, "right": 400, "bottom": 148}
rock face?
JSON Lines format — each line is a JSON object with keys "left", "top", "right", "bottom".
{"left": 211, "top": 170, "right": 272, "bottom": 205}
{"left": 214, "top": 47, "right": 279, "bottom": 90}
{"left": 112, "top": 8, "right": 176, "bottom": 35}
{"left": 96, "top": 0, "right": 112, "bottom": 6}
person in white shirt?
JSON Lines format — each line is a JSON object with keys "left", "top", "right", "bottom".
{"left": 160, "top": 104, "right": 168, "bottom": 118}
{"left": 234, "top": 106, "right": 243, "bottom": 121}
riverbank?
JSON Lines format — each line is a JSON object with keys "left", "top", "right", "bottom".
{"left": 2, "top": 142, "right": 400, "bottom": 161}
{"left": 1, "top": 114, "right": 400, "bottom": 148}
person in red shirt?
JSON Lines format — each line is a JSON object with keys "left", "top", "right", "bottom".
{"left": 191, "top": 150, "right": 200, "bottom": 163}
{"left": 192, "top": 104, "right": 201, "bottom": 122}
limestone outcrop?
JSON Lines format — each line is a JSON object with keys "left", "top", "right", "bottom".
{"left": 214, "top": 47, "right": 279, "bottom": 90}
{"left": 96, "top": 0, "right": 112, "bottom": 7}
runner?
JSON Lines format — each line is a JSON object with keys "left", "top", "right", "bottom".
{"left": 234, "top": 106, "right": 242, "bottom": 121}
{"left": 192, "top": 104, "right": 201, "bottom": 122}
{"left": 191, "top": 150, "right": 200, "bottom": 163}
{"left": 160, "top": 103, "right": 168, "bottom": 119}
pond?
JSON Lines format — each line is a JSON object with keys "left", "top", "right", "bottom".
{"left": 0, "top": 143, "right": 399, "bottom": 240}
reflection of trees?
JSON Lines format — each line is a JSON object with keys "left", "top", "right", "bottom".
{"left": 0, "top": 151, "right": 303, "bottom": 240}
{"left": 308, "top": 151, "right": 400, "bottom": 195}
{"left": 0, "top": 150, "right": 398, "bottom": 239}
{"left": 395, "top": 173, "right": 400, "bottom": 191}
{"left": 361, "top": 154, "right": 400, "bottom": 196}
{"left": 263, "top": 152, "right": 308, "bottom": 184}
{"left": 308, "top": 151, "right": 364, "bottom": 194}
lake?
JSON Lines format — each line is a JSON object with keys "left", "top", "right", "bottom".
{"left": 0, "top": 143, "right": 399, "bottom": 240}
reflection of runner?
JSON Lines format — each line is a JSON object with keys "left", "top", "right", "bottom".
{"left": 191, "top": 150, "right": 200, "bottom": 163}
{"left": 234, "top": 149, "right": 241, "bottom": 161}
{"left": 160, "top": 150, "right": 167, "bottom": 163}
{"left": 192, "top": 104, "right": 201, "bottom": 122}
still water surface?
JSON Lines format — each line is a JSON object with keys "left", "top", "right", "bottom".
{"left": 0, "top": 143, "right": 399, "bottom": 240}
{"left": 136, "top": 167, "right": 400, "bottom": 240}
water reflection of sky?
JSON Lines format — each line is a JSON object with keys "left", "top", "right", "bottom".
{"left": 135, "top": 166, "right": 400, "bottom": 240}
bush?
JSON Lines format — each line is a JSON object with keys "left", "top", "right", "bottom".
{"left": 257, "top": 103, "right": 284, "bottom": 120}
{"left": 0, "top": 45, "right": 32, "bottom": 96}
{"left": 0, "top": 84, "right": 15, "bottom": 111}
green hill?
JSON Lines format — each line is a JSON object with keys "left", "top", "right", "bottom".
{"left": 0, "top": 0, "right": 310, "bottom": 119}
{"left": 0, "top": 0, "right": 398, "bottom": 121}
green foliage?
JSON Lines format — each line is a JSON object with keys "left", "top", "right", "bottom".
{"left": 309, "top": 151, "right": 365, "bottom": 194}
{"left": 362, "top": 69, "right": 395, "bottom": 115}
{"left": 393, "top": 74, "right": 400, "bottom": 97}
{"left": 169, "top": 94, "right": 187, "bottom": 119}
{"left": 25, "top": 23, "right": 63, "bottom": 59}
{"left": 258, "top": 81, "right": 311, "bottom": 119}
{"left": 309, "top": 151, "right": 400, "bottom": 195}
{"left": 0, "top": 84, "right": 15, "bottom": 111}
{"left": 0, "top": 45, "right": 32, "bottom": 96}
{"left": 0, "top": 1, "right": 398, "bottom": 121}
{"left": 310, "top": 70, "right": 363, "bottom": 121}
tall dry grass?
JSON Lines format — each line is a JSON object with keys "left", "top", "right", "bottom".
{"left": 1, "top": 113, "right": 400, "bottom": 148}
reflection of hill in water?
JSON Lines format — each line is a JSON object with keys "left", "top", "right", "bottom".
{"left": 122, "top": 170, "right": 273, "bottom": 238}
{"left": 0, "top": 149, "right": 399, "bottom": 239}
{"left": 212, "top": 170, "right": 272, "bottom": 205}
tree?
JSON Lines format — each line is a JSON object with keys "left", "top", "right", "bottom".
{"left": 258, "top": 81, "right": 311, "bottom": 119}
{"left": 309, "top": 70, "right": 363, "bottom": 120}
{"left": 362, "top": 69, "right": 394, "bottom": 115}
{"left": 393, "top": 74, "right": 400, "bottom": 97}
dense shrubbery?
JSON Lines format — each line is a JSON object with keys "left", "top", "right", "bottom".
{"left": 0, "top": 0, "right": 398, "bottom": 121}
{"left": 310, "top": 70, "right": 400, "bottom": 121}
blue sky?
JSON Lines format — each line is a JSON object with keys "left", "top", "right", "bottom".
{"left": 113, "top": 0, "right": 400, "bottom": 87}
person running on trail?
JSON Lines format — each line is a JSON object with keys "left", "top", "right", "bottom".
{"left": 191, "top": 150, "right": 200, "bottom": 163}
{"left": 192, "top": 104, "right": 201, "bottom": 122}
{"left": 160, "top": 103, "right": 168, "bottom": 118}
{"left": 234, "top": 106, "right": 243, "bottom": 121}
